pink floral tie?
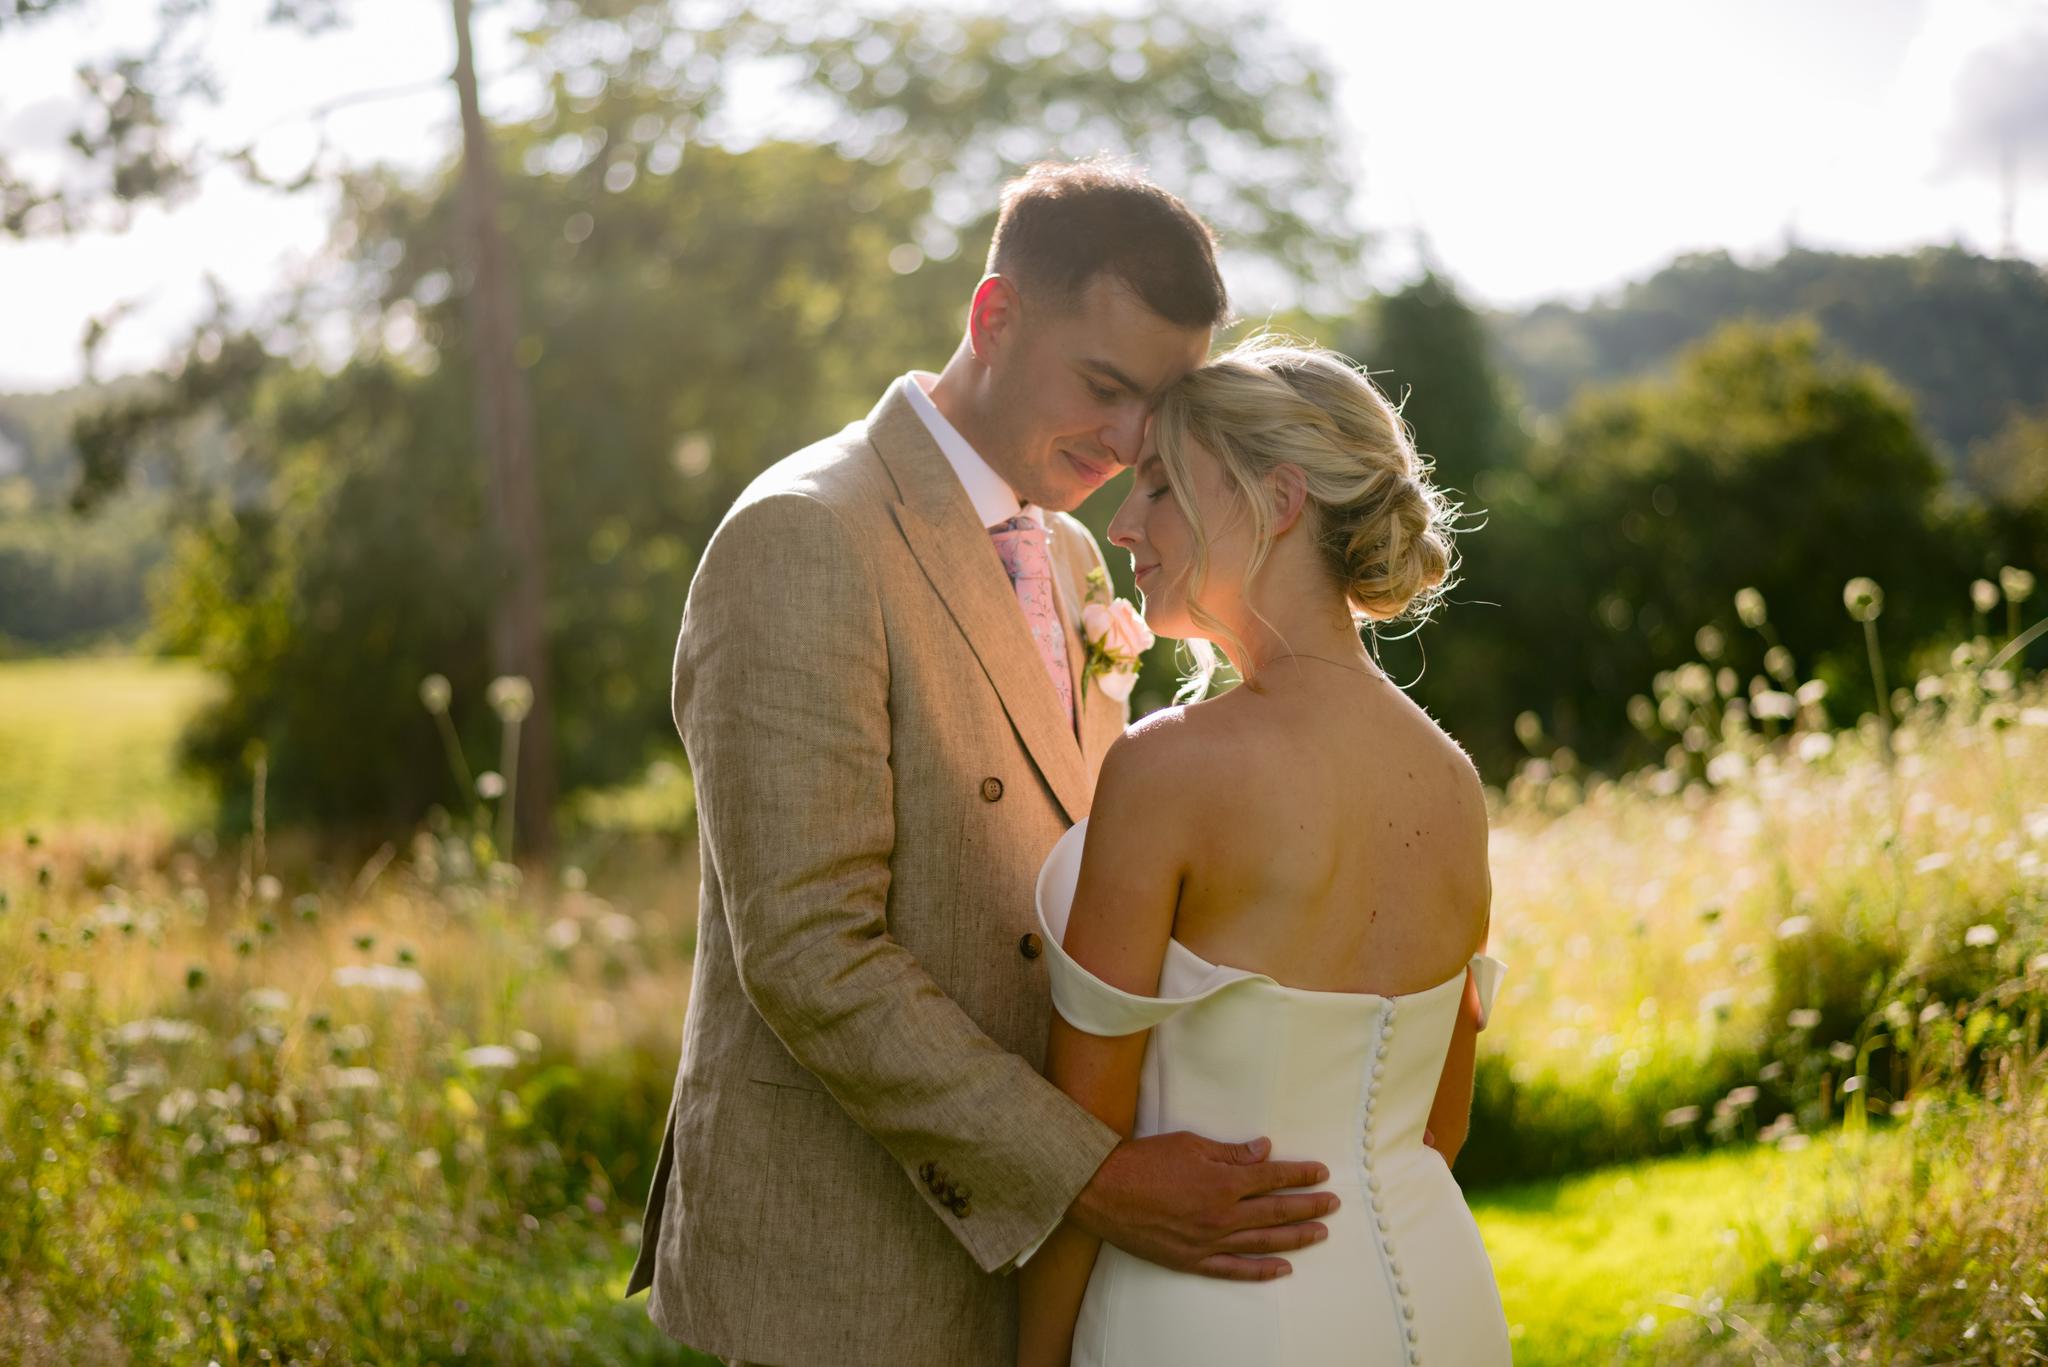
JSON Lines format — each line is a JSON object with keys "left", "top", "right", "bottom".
{"left": 989, "top": 514, "right": 1075, "bottom": 730}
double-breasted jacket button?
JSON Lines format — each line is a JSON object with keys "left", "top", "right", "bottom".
{"left": 980, "top": 776, "right": 1004, "bottom": 802}
{"left": 1018, "top": 932, "right": 1043, "bottom": 960}
{"left": 951, "top": 1195, "right": 972, "bottom": 1217}
{"left": 918, "top": 1160, "right": 937, "bottom": 1184}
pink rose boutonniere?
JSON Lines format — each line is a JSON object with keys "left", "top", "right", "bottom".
{"left": 1079, "top": 567, "right": 1154, "bottom": 703}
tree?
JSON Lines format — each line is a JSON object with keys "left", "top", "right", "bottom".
{"left": 1486, "top": 246, "right": 2048, "bottom": 482}
{"left": 85, "top": 2, "right": 1374, "bottom": 830}
{"left": 5, "top": 0, "right": 560, "bottom": 847}
{"left": 1416, "top": 319, "right": 1976, "bottom": 777}
{"left": 1340, "top": 268, "right": 1523, "bottom": 507}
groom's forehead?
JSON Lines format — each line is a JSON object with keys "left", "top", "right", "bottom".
{"left": 1059, "top": 290, "right": 1209, "bottom": 393}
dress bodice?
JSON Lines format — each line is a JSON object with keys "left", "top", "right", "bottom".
{"left": 1034, "top": 817, "right": 1514, "bottom": 1366}
{"left": 1035, "top": 818, "right": 1505, "bottom": 1165}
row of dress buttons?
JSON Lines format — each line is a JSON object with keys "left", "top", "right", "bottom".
{"left": 1362, "top": 1002, "right": 1420, "bottom": 1364}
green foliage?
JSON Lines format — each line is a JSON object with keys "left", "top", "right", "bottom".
{"left": 1341, "top": 269, "right": 1525, "bottom": 500}
{"left": 1423, "top": 317, "right": 1977, "bottom": 777}
{"left": 111, "top": 3, "right": 1369, "bottom": 827}
{"left": 150, "top": 360, "right": 500, "bottom": 829}
{"left": 1490, "top": 246, "right": 2048, "bottom": 478}
{"left": 0, "top": 496, "right": 165, "bottom": 648}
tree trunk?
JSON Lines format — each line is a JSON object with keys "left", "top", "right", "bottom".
{"left": 450, "top": 0, "right": 555, "bottom": 855}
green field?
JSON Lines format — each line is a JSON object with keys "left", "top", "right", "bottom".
{"left": 0, "top": 655, "right": 218, "bottom": 833}
{"left": 1475, "top": 1135, "right": 1862, "bottom": 1364}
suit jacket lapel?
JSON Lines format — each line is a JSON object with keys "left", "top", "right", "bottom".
{"left": 868, "top": 385, "right": 1090, "bottom": 824}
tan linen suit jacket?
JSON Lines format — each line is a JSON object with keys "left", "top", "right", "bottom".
{"left": 628, "top": 380, "right": 1130, "bottom": 1366}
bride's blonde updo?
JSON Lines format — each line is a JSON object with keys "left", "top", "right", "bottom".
{"left": 1150, "top": 334, "right": 1461, "bottom": 683}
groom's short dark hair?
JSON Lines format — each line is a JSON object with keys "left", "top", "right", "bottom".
{"left": 988, "top": 160, "right": 1229, "bottom": 330}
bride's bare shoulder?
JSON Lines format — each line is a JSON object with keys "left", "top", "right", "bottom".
{"left": 1095, "top": 703, "right": 1233, "bottom": 809}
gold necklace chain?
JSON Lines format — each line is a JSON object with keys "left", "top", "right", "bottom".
{"left": 1262, "top": 651, "right": 1386, "bottom": 680}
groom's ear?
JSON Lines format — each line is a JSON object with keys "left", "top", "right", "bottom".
{"left": 967, "top": 274, "right": 1024, "bottom": 366}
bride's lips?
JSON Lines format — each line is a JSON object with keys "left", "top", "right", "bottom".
{"left": 1133, "top": 563, "right": 1159, "bottom": 586}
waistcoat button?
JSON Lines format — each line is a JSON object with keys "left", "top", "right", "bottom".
{"left": 980, "top": 776, "right": 1004, "bottom": 802}
{"left": 1019, "top": 932, "right": 1043, "bottom": 960}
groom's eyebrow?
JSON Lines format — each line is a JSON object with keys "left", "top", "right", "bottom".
{"left": 1080, "top": 358, "right": 1144, "bottom": 397}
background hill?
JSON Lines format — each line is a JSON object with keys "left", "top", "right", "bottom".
{"left": 1486, "top": 246, "right": 2048, "bottom": 484}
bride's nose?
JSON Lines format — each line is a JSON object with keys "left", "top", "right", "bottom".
{"left": 1107, "top": 497, "right": 1142, "bottom": 554}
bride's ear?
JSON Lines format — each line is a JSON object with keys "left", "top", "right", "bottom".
{"left": 1268, "top": 463, "right": 1310, "bottom": 536}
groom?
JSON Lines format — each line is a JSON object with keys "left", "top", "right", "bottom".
{"left": 629, "top": 161, "right": 1338, "bottom": 1367}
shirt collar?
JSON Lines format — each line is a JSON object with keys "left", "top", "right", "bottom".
{"left": 902, "top": 372, "right": 1042, "bottom": 530}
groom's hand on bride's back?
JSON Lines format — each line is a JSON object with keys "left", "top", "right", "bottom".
{"left": 1069, "top": 1131, "right": 1337, "bottom": 1281}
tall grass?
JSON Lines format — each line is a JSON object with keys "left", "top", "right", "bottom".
{"left": 0, "top": 569, "right": 2042, "bottom": 1362}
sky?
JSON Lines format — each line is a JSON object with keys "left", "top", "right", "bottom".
{"left": 0, "top": 0, "right": 2042, "bottom": 391}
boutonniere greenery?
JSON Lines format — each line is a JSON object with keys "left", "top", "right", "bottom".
{"left": 1079, "top": 566, "right": 1155, "bottom": 703}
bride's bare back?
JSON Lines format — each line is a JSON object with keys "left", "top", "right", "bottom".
{"left": 1149, "top": 662, "right": 1491, "bottom": 998}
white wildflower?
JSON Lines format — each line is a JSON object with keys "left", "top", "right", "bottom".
{"left": 461, "top": 1045, "right": 519, "bottom": 1071}
{"left": 116, "top": 1017, "right": 206, "bottom": 1046}
{"left": 322, "top": 1066, "right": 382, "bottom": 1091}
{"left": 1795, "top": 732, "right": 1834, "bottom": 763}
{"left": 1751, "top": 691, "right": 1796, "bottom": 721}
{"left": 1963, "top": 924, "right": 2000, "bottom": 948}
{"left": 332, "top": 965, "right": 425, "bottom": 994}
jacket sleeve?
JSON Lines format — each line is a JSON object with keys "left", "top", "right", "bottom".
{"left": 675, "top": 488, "right": 1119, "bottom": 1273}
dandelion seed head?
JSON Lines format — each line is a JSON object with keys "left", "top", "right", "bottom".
{"left": 1843, "top": 577, "right": 1883, "bottom": 622}
{"left": 1971, "top": 579, "right": 2001, "bottom": 614}
{"left": 1963, "top": 923, "right": 1999, "bottom": 948}
{"left": 476, "top": 771, "right": 507, "bottom": 800}
{"left": 487, "top": 676, "right": 534, "bottom": 724}
{"left": 419, "top": 674, "right": 453, "bottom": 715}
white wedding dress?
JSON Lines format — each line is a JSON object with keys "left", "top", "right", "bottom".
{"left": 1036, "top": 819, "right": 1513, "bottom": 1366}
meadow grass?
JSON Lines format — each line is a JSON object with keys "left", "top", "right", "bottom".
{"left": 2, "top": 613, "right": 2045, "bottom": 1362}
{"left": 0, "top": 656, "right": 218, "bottom": 834}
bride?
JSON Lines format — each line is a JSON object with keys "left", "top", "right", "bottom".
{"left": 1017, "top": 338, "right": 1512, "bottom": 1366}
